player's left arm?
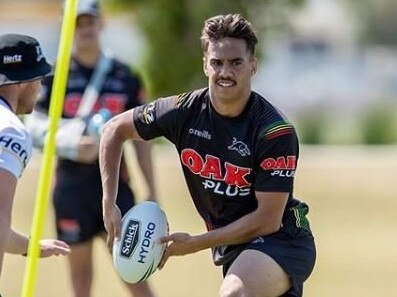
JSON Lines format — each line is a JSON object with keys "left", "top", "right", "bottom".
{"left": 198, "top": 190, "right": 288, "bottom": 244}
{"left": 194, "top": 191, "right": 289, "bottom": 246}
{"left": 159, "top": 191, "right": 288, "bottom": 267}
{"left": 0, "top": 168, "right": 17, "bottom": 271}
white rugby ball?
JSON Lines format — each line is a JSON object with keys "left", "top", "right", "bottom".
{"left": 113, "top": 201, "right": 168, "bottom": 283}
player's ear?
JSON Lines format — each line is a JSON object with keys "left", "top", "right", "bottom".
{"left": 203, "top": 56, "right": 209, "bottom": 77}
{"left": 251, "top": 57, "right": 258, "bottom": 76}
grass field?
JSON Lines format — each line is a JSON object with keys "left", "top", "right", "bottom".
{"left": 2, "top": 144, "right": 397, "bottom": 296}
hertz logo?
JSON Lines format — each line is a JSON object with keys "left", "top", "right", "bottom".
{"left": 0, "top": 135, "right": 29, "bottom": 168}
{"left": 120, "top": 220, "right": 140, "bottom": 258}
{"left": 3, "top": 55, "right": 22, "bottom": 64}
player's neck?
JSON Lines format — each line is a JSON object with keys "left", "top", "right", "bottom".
{"left": 209, "top": 89, "right": 251, "bottom": 118}
{"left": 74, "top": 47, "right": 101, "bottom": 68}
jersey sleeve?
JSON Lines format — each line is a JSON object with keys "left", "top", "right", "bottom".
{"left": 133, "top": 94, "right": 187, "bottom": 143}
{"left": 254, "top": 122, "right": 299, "bottom": 192}
{"left": 0, "top": 127, "right": 30, "bottom": 178}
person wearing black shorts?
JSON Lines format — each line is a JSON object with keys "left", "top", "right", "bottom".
{"left": 100, "top": 14, "right": 316, "bottom": 297}
{"left": 26, "top": 1, "right": 157, "bottom": 297}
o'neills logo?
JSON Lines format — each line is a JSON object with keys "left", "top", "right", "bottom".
{"left": 120, "top": 220, "right": 140, "bottom": 258}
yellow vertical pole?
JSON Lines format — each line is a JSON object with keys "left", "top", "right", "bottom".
{"left": 21, "top": 0, "right": 78, "bottom": 296}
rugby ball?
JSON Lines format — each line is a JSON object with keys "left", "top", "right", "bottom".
{"left": 113, "top": 201, "right": 168, "bottom": 283}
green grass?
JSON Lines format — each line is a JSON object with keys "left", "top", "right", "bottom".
{"left": 2, "top": 144, "right": 397, "bottom": 296}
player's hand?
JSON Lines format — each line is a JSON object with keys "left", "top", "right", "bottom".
{"left": 103, "top": 203, "right": 122, "bottom": 253}
{"left": 145, "top": 196, "right": 158, "bottom": 203}
{"left": 39, "top": 239, "right": 70, "bottom": 258}
{"left": 158, "top": 232, "right": 198, "bottom": 269}
{"left": 77, "top": 135, "right": 99, "bottom": 163}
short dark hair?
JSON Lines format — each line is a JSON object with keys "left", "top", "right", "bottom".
{"left": 200, "top": 14, "right": 258, "bottom": 56}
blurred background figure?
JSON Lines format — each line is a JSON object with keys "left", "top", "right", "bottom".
{"left": 25, "top": 1, "right": 157, "bottom": 297}
{"left": 2, "top": 0, "right": 397, "bottom": 146}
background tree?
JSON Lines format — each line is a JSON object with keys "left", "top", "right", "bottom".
{"left": 108, "top": 0, "right": 304, "bottom": 99}
{"left": 339, "top": 0, "right": 397, "bottom": 46}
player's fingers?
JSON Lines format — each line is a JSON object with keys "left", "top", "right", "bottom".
{"left": 160, "top": 235, "right": 172, "bottom": 244}
{"left": 54, "top": 241, "right": 71, "bottom": 254}
{"left": 60, "top": 247, "right": 71, "bottom": 255}
{"left": 54, "top": 246, "right": 71, "bottom": 256}
{"left": 54, "top": 240, "right": 70, "bottom": 249}
{"left": 158, "top": 248, "right": 170, "bottom": 270}
{"left": 107, "top": 229, "right": 115, "bottom": 252}
{"left": 40, "top": 246, "right": 71, "bottom": 258}
{"left": 113, "top": 219, "right": 121, "bottom": 242}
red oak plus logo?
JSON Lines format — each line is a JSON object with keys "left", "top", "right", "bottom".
{"left": 63, "top": 93, "right": 127, "bottom": 117}
{"left": 181, "top": 149, "right": 251, "bottom": 197}
{"left": 260, "top": 156, "right": 296, "bottom": 177}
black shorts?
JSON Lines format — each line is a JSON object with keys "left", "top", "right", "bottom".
{"left": 53, "top": 170, "right": 135, "bottom": 244}
{"left": 222, "top": 228, "right": 316, "bottom": 297}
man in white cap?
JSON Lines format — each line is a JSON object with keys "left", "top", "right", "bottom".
{"left": 0, "top": 33, "right": 71, "bottom": 291}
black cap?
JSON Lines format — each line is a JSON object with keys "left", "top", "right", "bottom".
{"left": 77, "top": 0, "right": 101, "bottom": 17}
{"left": 0, "top": 34, "right": 52, "bottom": 86}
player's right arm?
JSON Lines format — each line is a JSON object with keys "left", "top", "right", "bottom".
{"left": 100, "top": 109, "right": 143, "bottom": 251}
{"left": 101, "top": 94, "right": 184, "bottom": 251}
{"left": 0, "top": 168, "right": 17, "bottom": 274}
{"left": 0, "top": 169, "right": 70, "bottom": 266}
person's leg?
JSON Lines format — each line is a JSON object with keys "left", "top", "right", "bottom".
{"left": 220, "top": 249, "right": 291, "bottom": 297}
{"left": 67, "top": 240, "right": 95, "bottom": 297}
{"left": 53, "top": 173, "right": 98, "bottom": 297}
{"left": 124, "top": 281, "right": 156, "bottom": 297}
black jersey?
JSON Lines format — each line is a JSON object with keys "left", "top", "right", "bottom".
{"left": 36, "top": 56, "right": 144, "bottom": 175}
{"left": 133, "top": 88, "right": 302, "bottom": 264}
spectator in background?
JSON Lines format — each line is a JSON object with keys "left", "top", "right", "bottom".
{"left": 25, "top": 1, "right": 157, "bottom": 297}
